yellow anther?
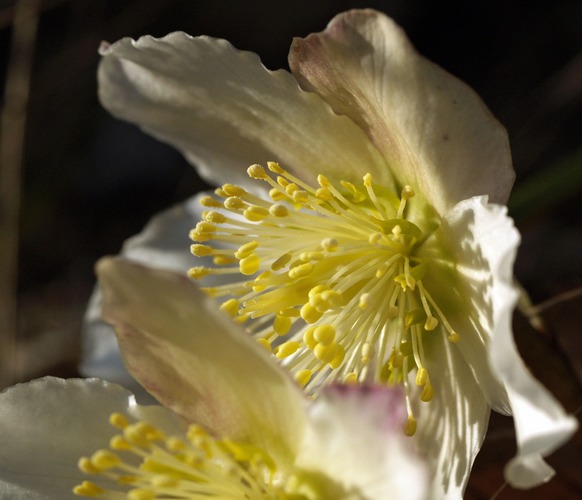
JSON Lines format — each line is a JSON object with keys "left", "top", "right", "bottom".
{"left": 271, "top": 252, "right": 292, "bottom": 271}
{"left": 285, "top": 184, "right": 300, "bottom": 197}
{"left": 269, "top": 203, "right": 289, "bottom": 217}
{"left": 267, "top": 161, "right": 285, "bottom": 174}
{"left": 273, "top": 314, "right": 292, "bottom": 335}
{"left": 222, "top": 183, "right": 246, "bottom": 197}
{"left": 239, "top": 254, "right": 260, "bottom": 275}
{"left": 315, "top": 187, "right": 333, "bottom": 201}
{"left": 295, "top": 369, "right": 312, "bottom": 388}
{"left": 109, "top": 413, "right": 129, "bottom": 429}
{"left": 317, "top": 174, "right": 331, "bottom": 187}
{"left": 329, "top": 344, "right": 345, "bottom": 369}
{"left": 405, "top": 416, "right": 417, "bottom": 437}
{"left": 277, "top": 176, "right": 289, "bottom": 188}
{"left": 73, "top": 481, "right": 105, "bottom": 496}
{"left": 401, "top": 185, "right": 415, "bottom": 200}
{"left": 300, "top": 303, "right": 323, "bottom": 324}
{"left": 256, "top": 338, "right": 271, "bottom": 352}
{"left": 220, "top": 298, "right": 240, "bottom": 317}
{"left": 313, "top": 324, "right": 335, "bottom": 345}
{"left": 416, "top": 367, "right": 428, "bottom": 386}
{"left": 91, "top": 450, "right": 120, "bottom": 470}
{"left": 424, "top": 316, "right": 439, "bottom": 331}
{"left": 247, "top": 164, "right": 268, "bottom": 179}
{"left": 321, "top": 238, "right": 338, "bottom": 252}
{"left": 269, "top": 187, "right": 287, "bottom": 201}
{"left": 204, "top": 211, "right": 227, "bottom": 224}
{"left": 188, "top": 267, "right": 210, "bottom": 280}
{"left": 392, "top": 224, "right": 402, "bottom": 239}
{"left": 224, "top": 196, "right": 246, "bottom": 210}
{"left": 292, "top": 190, "right": 309, "bottom": 204}
{"left": 110, "top": 435, "right": 132, "bottom": 451}
{"left": 190, "top": 244, "right": 213, "bottom": 257}
{"left": 448, "top": 332, "right": 461, "bottom": 343}
{"left": 321, "top": 290, "right": 342, "bottom": 308}
{"left": 343, "top": 372, "right": 358, "bottom": 384}
{"left": 288, "top": 262, "right": 313, "bottom": 279}
{"left": 274, "top": 341, "right": 301, "bottom": 359}
{"left": 302, "top": 325, "right": 318, "bottom": 349}
{"left": 252, "top": 271, "right": 271, "bottom": 292}
{"left": 78, "top": 457, "right": 99, "bottom": 474}
{"left": 244, "top": 205, "right": 270, "bottom": 222}
{"left": 314, "top": 342, "right": 338, "bottom": 363}
{"left": 235, "top": 241, "right": 259, "bottom": 259}
{"left": 128, "top": 489, "right": 155, "bottom": 500}
{"left": 279, "top": 307, "right": 300, "bottom": 317}
{"left": 363, "top": 173, "right": 373, "bottom": 187}
{"left": 421, "top": 381, "right": 434, "bottom": 402}
{"left": 199, "top": 195, "right": 222, "bottom": 207}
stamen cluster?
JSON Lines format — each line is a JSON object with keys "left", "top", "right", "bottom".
{"left": 74, "top": 413, "right": 281, "bottom": 498}
{"left": 189, "top": 162, "right": 460, "bottom": 435}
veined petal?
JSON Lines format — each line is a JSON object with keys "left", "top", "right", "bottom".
{"left": 97, "top": 257, "right": 306, "bottom": 466}
{"left": 414, "top": 331, "right": 490, "bottom": 499}
{"left": 428, "top": 196, "right": 514, "bottom": 414}
{"left": 98, "top": 32, "right": 390, "bottom": 192}
{"left": 81, "top": 195, "right": 202, "bottom": 394}
{"left": 438, "top": 196, "right": 577, "bottom": 488}
{"left": 289, "top": 9, "right": 514, "bottom": 214}
{"left": 0, "top": 377, "right": 183, "bottom": 500}
{"left": 295, "top": 385, "right": 428, "bottom": 500}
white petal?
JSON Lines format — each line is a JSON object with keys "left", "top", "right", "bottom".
{"left": 289, "top": 9, "right": 514, "bottom": 214}
{"left": 80, "top": 195, "right": 201, "bottom": 397}
{"left": 98, "top": 32, "right": 390, "bottom": 191}
{"left": 97, "top": 257, "right": 306, "bottom": 465}
{"left": 413, "top": 330, "right": 490, "bottom": 499}
{"left": 295, "top": 385, "right": 428, "bottom": 499}
{"left": 0, "top": 377, "right": 183, "bottom": 500}
{"left": 439, "top": 196, "right": 577, "bottom": 488}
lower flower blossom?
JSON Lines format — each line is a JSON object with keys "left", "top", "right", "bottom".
{"left": 0, "top": 259, "right": 428, "bottom": 500}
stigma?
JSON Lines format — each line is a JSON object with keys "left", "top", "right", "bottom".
{"left": 73, "top": 413, "right": 283, "bottom": 498}
{"left": 189, "top": 162, "right": 460, "bottom": 435}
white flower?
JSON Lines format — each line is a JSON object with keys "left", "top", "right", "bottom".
{"left": 0, "top": 259, "right": 427, "bottom": 500}
{"left": 96, "top": 8, "right": 577, "bottom": 497}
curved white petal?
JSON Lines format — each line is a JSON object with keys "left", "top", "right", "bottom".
{"left": 97, "top": 257, "right": 306, "bottom": 466}
{"left": 0, "top": 377, "right": 183, "bottom": 500}
{"left": 439, "top": 196, "right": 577, "bottom": 488}
{"left": 98, "top": 32, "right": 390, "bottom": 191}
{"left": 289, "top": 9, "right": 514, "bottom": 214}
{"left": 81, "top": 195, "right": 202, "bottom": 397}
{"left": 428, "top": 196, "right": 514, "bottom": 414}
{"left": 413, "top": 331, "right": 490, "bottom": 499}
{"left": 295, "top": 385, "right": 428, "bottom": 499}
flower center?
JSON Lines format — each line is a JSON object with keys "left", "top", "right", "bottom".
{"left": 74, "top": 413, "right": 301, "bottom": 499}
{"left": 189, "top": 162, "right": 459, "bottom": 436}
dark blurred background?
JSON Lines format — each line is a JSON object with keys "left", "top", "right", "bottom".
{"left": 1, "top": 1, "right": 581, "bottom": 498}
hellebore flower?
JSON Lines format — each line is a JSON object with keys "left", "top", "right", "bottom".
{"left": 97, "top": 8, "right": 577, "bottom": 497}
{"left": 0, "top": 259, "right": 428, "bottom": 500}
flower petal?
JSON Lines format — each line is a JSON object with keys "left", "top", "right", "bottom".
{"left": 96, "top": 257, "right": 306, "bottom": 465}
{"left": 0, "top": 377, "right": 183, "bottom": 499}
{"left": 289, "top": 9, "right": 514, "bottom": 214}
{"left": 294, "top": 385, "right": 428, "bottom": 499}
{"left": 80, "top": 195, "right": 202, "bottom": 397}
{"left": 438, "top": 196, "right": 578, "bottom": 488}
{"left": 414, "top": 331, "right": 490, "bottom": 499}
{"left": 98, "top": 32, "right": 390, "bottom": 191}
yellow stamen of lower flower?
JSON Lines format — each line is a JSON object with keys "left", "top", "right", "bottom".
{"left": 74, "top": 414, "right": 285, "bottom": 498}
{"left": 189, "top": 163, "right": 461, "bottom": 436}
